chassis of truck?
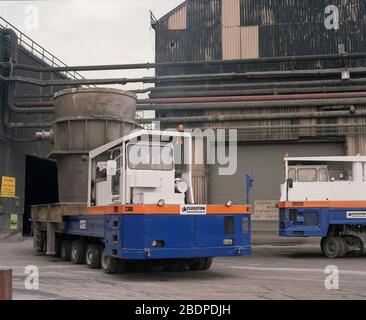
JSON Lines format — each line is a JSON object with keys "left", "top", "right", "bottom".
{"left": 32, "top": 130, "right": 251, "bottom": 273}
{"left": 278, "top": 156, "right": 366, "bottom": 258}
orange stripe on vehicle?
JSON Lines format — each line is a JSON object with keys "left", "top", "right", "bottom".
{"left": 86, "top": 205, "right": 251, "bottom": 215}
{"left": 277, "top": 201, "right": 366, "bottom": 209}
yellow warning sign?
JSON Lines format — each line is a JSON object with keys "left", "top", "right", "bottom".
{"left": 0, "top": 176, "right": 16, "bottom": 198}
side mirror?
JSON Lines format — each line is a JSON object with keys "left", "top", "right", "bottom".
{"left": 106, "top": 160, "right": 117, "bottom": 176}
{"left": 287, "top": 178, "right": 294, "bottom": 189}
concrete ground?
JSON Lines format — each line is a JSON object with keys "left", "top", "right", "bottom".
{"left": 1, "top": 238, "right": 366, "bottom": 300}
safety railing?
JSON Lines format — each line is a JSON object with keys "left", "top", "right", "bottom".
{"left": 0, "top": 16, "right": 87, "bottom": 82}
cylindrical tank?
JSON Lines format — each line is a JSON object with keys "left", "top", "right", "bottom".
{"left": 51, "top": 88, "right": 137, "bottom": 203}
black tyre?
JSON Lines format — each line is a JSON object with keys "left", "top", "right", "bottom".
{"left": 85, "top": 244, "right": 101, "bottom": 269}
{"left": 163, "top": 259, "right": 186, "bottom": 272}
{"left": 60, "top": 240, "right": 71, "bottom": 261}
{"left": 70, "top": 240, "right": 86, "bottom": 264}
{"left": 336, "top": 237, "right": 347, "bottom": 258}
{"left": 201, "top": 258, "right": 213, "bottom": 271}
{"left": 118, "top": 260, "right": 128, "bottom": 274}
{"left": 322, "top": 237, "right": 344, "bottom": 258}
{"left": 189, "top": 258, "right": 213, "bottom": 271}
{"left": 101, "top": 249, "right": 119, "bottom": 274}
{"left": 188, "top": 258, "right": 206, "bottom": 271}
{"left": 349, "top": 236, "right": 364, "bottom": 257}
{"left": 55, "top": 238, "right": 61, "bottom": 257}
{"left": 41, "top": 233, "right": 47, "bottom": 254}
{"left": 320, "top": 237, "right": 326, "bottom": 256}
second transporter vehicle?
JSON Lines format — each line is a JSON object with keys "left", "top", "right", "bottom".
{"left": 32, "top": 129, "right": 252, "bottom": 273}
{"left": 278, "top": 156, "right": 366, "bottom": 258}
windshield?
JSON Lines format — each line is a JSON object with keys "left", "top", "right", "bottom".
{"left": 127, "top": 144, "right": 174, "bottom": 171}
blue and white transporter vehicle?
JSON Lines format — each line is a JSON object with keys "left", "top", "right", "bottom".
{"left": 33, "top": 130, "right": 252, "bottom": 273}
{"left": 278, "top": 156, "right": 366, "bottom": 258}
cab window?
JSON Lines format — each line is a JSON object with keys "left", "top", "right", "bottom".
{"left": 128, "top": 144, "right": 174, "bottom": 171}
{"left": 111, "top": 149, "right": 121, "bottom": 195}
{"left": 318, "top": 168, "right": 329, "bottom": 182}
{"left": 288, "top": 168, "right": 296, "bottom": 181}
{"left": 297, "top": 168, "right": 317, "bottom": 182}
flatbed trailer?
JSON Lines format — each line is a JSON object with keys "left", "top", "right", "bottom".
{"left": 32, "top": 204, "right": 251, "bottom": 273}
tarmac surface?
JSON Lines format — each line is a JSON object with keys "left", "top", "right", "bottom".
{"left": 1, "top": 238, "right": 366, "bottom": 300}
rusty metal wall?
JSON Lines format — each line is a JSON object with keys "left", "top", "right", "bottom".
{"left": 155, "top": 0, "right": 366, "bottom": 76}
{"left": 168, "top": 4, "right": 187, "bottom": 30}
{"left": 156, "top": 0, "right": 222, "bottom": 75}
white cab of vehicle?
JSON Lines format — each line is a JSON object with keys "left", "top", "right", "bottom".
{"left": 280, "top": 156, "right": 366, "bottom": 202}
{"left": 87, "top": 130, "right": 194, "bottom": 206}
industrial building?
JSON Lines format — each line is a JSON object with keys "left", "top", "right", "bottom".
{"left": 150, "top": 0, "right": 366, "bottom": 220}
{"left": 1, "top": 0, "right": 366, "bottom": 240}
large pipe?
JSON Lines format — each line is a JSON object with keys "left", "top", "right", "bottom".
{"left": 151, "top": 78, "right": 366, "bottom": 93}
{"left": 13, "top": 91, "right": 366, "bottom": 111}
{"left": 0, "top": 29, "right": 54, "bottom": 129}
{"left": 149, "top": 85, "right": 366, "bottom": 99}
{"left": 148, "top": 108, "right": 361, "bottom": 124}
{"left": 142, "top": 92, "right": 366, "bottom": 104}
{"left": 138, "top": 97, "right": 366, "bottom": 111}
{"left": 199, "top": 123, "right": 366, "bottom": 131}
{"left": 7, "top": 52, "right": 366, "bottom": 73}
{"left": 3, "top": 66, "right": 366, "bottom": 87}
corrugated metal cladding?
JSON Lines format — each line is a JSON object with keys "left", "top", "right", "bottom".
{"left": 0, "top": 34, "right": 64, "bottom": 233}
{"left": 156, "top": 0, "right": 222, "bottom": 75}
{"left": 155, "top": 0, "right": 366, "bottom": 76}
{"left": 168, "top": 4, "right": 187, "bottom": 30}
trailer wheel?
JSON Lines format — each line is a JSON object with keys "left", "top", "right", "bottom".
{"left": 336, "top": 237, "right": 347, "bottom": 258}
{"left": 189, "top": 258, "right": 213, "bottom": 271}
{"left": 101, "top": 249, "right": 119, "bottom": 274}
{"left": 348, "top": 236, "right": 364, "bottom": 257}
{"left": 201, "top": 258, "right": 213, "bottom": 271}
{"left": 70, "top": 240, "right": 86, "bottom": 264}
{"left": 322, "top": 237, "right": 345, "bottom": 258}
{"left": 118, "top": 260, "right": 128, "bottom": 274}
{"left": 41, "top": 233, "right": 47, "bottom": 254}
{"left": 188, "top": 258, "right": 205, "bottom": 271}
{"left": 162, "top": 259, "right": 186, "bottom": 272}
{"left": 60, "top": 240, "right": 71, "bottom": 261}
{"left": 320, "top": 237, "right": 326, "bottom": 256}
{"left": 85, "top": 244, "right": 101, "bottom": 269}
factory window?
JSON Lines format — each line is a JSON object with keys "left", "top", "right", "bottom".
{"left": 297, "top": 168, "right": 317, "bottom": 182}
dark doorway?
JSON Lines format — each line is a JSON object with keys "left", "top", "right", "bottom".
{"left": 23, "top": 155, "right": 58, "bottom": 236}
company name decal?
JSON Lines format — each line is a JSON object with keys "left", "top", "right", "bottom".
{"left": 180, "top": 205, "right": 207, "bottom": 215}
{"left": 347, "top": 211, "right": 366, "bottom": 219}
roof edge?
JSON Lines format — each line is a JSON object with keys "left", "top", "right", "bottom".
{"left": 156, "top": 1, "right": 187, "bottom": 24}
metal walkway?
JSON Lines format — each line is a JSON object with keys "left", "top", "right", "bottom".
{"left": 0, "top": 16, "right": 86, "bottom": 81}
